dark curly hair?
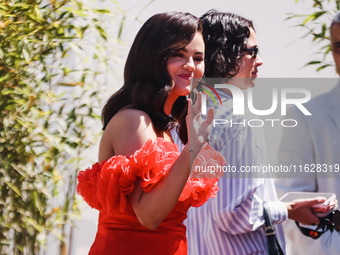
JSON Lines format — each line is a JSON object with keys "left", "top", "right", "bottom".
{"left": 102, "top": 12, "right": 202, "bottom": 144}
{"left": 200, "top": 10, "right": 254, "bottom": 78}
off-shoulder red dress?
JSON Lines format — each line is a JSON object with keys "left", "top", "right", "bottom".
{"left": 77, "top": 138, "right": 225, "bottom": 255}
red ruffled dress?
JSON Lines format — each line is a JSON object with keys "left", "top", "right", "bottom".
{"left": 77, "top": 138, "right": 225, "bottom": 255}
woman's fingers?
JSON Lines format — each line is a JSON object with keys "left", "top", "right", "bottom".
{"left": 187, "top": 98, "right": 192, "bottom": 118}
{"left": 191, "top": 92, "right": 203, "bottom": 116}
{"left": 206, "top": 107, "right": 214, "bottom": 125}
{"left": 189, "top": 92, "right": 214, "bottom": 132}
{"left": 198, "top": 107, "right": 214, "bottom": 136}
{"left": 186, "top": 92, "right": 216, "bottom": 152}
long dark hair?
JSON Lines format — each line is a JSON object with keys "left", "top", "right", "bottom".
{"left": 200, "top": 10, "right": 254, "bottom": 78}
{"left": 102, "top": 12, "right": 202, "bottom": 144}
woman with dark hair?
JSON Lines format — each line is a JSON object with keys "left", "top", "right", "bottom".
{"left": 77, "top": 12, "right": 225, "bottom": 255}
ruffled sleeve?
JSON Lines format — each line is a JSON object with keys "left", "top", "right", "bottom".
{"left": 77, "top": 155, "right": 132, "bottom": 214}
{"left": 180, "top": 143, "right": 226, "bottom": 207}
{"left": 130, "top": 139, "right": 179, "bottom": 192}
{"left": 77, "top": 139, "right": 179, "bottom": 215}
{"left": 77, "top": 139, "right": 226, "bottom": 215}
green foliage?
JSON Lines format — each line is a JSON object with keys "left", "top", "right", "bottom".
{"left": 287, "top": 0, "right": 340, "bottom": 71}
{"left": 0, "top": 0, "right": 120, "bottom": 254}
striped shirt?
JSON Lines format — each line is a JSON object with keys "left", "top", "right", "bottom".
{"left": 183, "top": 90, "right": 288, "bottom": 255}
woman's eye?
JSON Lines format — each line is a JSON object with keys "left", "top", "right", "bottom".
{"left": 194, "top": 57, "right": 204, "bottom": 62}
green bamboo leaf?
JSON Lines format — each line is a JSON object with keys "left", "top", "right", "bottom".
{"left": 284, "top": 14, "right": 306, "bottom": 21}
{"left": 32, "top": 191, "right": 44, "bottom": 215}
{"left": 10, "top": 163, "right": 28, "bottom": 178}
{"left": 313, "top": 0, "right": 323, "bottom": 8}
{"left": 94, "top": 9, "right": 111, "bottom": 14}
{"left": 24, "top": 217, "right": 44, "bottom": 233}
{"left": 4, "top": 181, "right": 22, "bottom": 197}
{"left": 302, "top": 14, "right": 314, "bottom": 25}
{"left": 321, "top": 22, "right": 327, "bottom": 37}
{"left": 317, "top": 64, "right": 331, "bottom": 71}
{"left": 313, "top": 11, "right": 327, "bottom": 20}
{"left": 117, "top": 15, "right": 126, "bottom": 39}
{"left": 62, "top": 7, "right": 87, "bottom": 17}
{"left": 96, "top": 25, "right": 107, "bottom": 40}
{"left": 324, "top": 45, "right": 332, "bottom": 55}
{"left": 59, "top": 36, "right": 77, "bottom": 40}
{"left": 305, "top": 60, "right": 322, "bottom": 65}
{"left": 58, "top": 11, "right": 69, "bottom": 20}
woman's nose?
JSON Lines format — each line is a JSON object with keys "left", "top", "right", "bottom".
{"left": 184, "top": 58, "right": 195, "bottom": 71}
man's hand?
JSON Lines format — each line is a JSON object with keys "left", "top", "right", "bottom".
{"left": 286, "top": 197, "right": 327, "bottom": 225}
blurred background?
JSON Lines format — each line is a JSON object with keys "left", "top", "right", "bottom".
{"left": 1, "top": 0, "right": 339, "bottom": 254}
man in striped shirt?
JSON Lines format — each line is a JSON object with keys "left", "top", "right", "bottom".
{"left": 185, "top": 10, "right": 326, "bottom": 255}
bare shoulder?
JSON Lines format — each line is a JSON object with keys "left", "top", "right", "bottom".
{"left": 111, "top": 108, "right": 152, "bottom": 127}
{"left": 107, "top": 108, "right": 155, "bottom": 136}
{"left": 99, "top": 108, "right": 157, "bottom": 160}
